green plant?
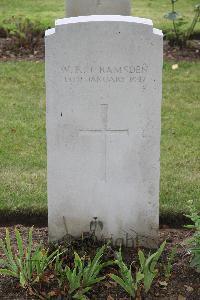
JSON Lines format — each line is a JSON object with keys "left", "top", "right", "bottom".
{"left": 164, "top": 0, "right": 182, "bottom": 42}
{"left": 164, "top": 0, "right": 200, "bottom": 45}
{"left": 2, "top": 16, "right": 43, "bottom": 48}
{"left": 110, "top": 242, "right": 166, "bottom": 298}
{"left": 109, "top": 249, "right": 144, "bottom": 299}
{"left": 164, "top": 246, "right": 177, "bottom": 280}
{"left": 185, "top": 204, "right": 200, "bottom": 273}
{"left": 0, "top": 227, "right": 60, "bottom": 288}
{"left": 55, "top": 245, "right": 112, "bottom": 299}
{"left": 138, "top": 241, "right": 166, "bottom": 292}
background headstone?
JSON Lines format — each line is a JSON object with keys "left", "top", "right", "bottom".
{"left": 45, "top": 15, "right": 163, "bottom": 248}
{"left": 66, "top": 0, "right": 131, "bottom": 17}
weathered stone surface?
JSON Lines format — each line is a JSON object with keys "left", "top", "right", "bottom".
{"left": 66, "top": 0, "right": 131, "bottom": 17}
{"left": 45, "top": 15, "right": 163, "bottom": 248}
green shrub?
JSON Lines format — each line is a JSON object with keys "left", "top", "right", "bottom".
{"left": 185, "top": 203, "right": 200, "bottom": 273}
{"left": 109, "top": 241, "right": 166, "bottom": 298}
{"left": 164, "top": 0, "right": 200, "bottom": 46}
{"left": 0, "top": 227, "right": 59, "bottom": 288}
{"left": 138, "top": 241, "right": 166, "bottom": 292}
{"left": 164, "top": 246, "right": 177, "bottom": 280}
{"left": 1, "top": 17, "right": 44, "bottom": 48}
{"left": 109, "top": 249, "right": 144, "bottom": 298}
{"left": 55, "top": 245, "right": 113, "bottom": 299}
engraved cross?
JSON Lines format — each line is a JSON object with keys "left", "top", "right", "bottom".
{"left": 79, "top": 104, "right": 129, "bottom": 182}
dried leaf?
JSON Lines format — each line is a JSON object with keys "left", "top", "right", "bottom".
{"left": 104, "top": 280, "right": 117, "bottom": 288}
{"left": 42, "top": 275, "right": 51, "bottom": 283}
{"left": 178, "top": 295, "right": 186, "bottom": 300}
{"left": 28, "top": 287, "right": 34, "bottom": 296}
{"left": 48, "top": 291, "right": 57, "bottom": 297}
{"left": 172, "top": 64, "right": 179, "bottom": 70}
{"left": 104, "top": 282, "right": 112, "bottom": 288}
{"left": 158, "top": 280, "right": 168, "bottom": 287}
{"left": 48, "top": 290, "right": 61, "bottom": 297}
{"left": 184, "top": 285, "right": 194, "bottom": 292}
{"left": 107, "top": 295, "right": 114, "bottom": 300}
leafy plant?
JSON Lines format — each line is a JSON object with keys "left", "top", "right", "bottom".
{"left": 109, "top": 249, "right": 144, "bottom": 298}
{"left": 55, "top": 245, "right": 112, "bottom": 299}
{"left": 110, "top": 241, "right": 166, "bottom": 298}
{"left": 0, "top": 227, "right": 60, "bottom": 288}
{"left": 163, "top": 246, "right": 177, "bottom": 280}
{"left": 164, "top": 0, "right": 182, "bottom": 42}
{"left": 138, "top": 241, "right": 166, "bottom": 292}
{"left": 164, "top": 0, "right": 200, "bottom": 46}
{"left": 2, "top": 17, "right": 43, "bottom": 48}
{"left": 185, "top": 204, "right": 200, "bottom": 273}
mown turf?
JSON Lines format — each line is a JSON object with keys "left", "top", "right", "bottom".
{"left": 161, "top": 61, "right": 200, "bottom": 215}
{"left": 132, "top": 0, "right": 200, "bottom": 32}
{"left": 0, "top": 62, "right": 46, "bottom": 214}
{"left": 0, "top": 61, "right": 199, "bottom": 217}
{"left": 0, "top": 0, "right": 200, "bottom": 33}
{"left": 0, "top": 0, "right": 64, "bottom": 28}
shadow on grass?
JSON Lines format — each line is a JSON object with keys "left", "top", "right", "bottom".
{"left": 0, "top": 209, "right": 190, "bottom": 228}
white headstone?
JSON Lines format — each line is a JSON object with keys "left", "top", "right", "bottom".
{"left": 66, "top": 0, "right": 131, "bottom": 17}
{"left": 46, "top": 15, "right": 163, "bottom": 248}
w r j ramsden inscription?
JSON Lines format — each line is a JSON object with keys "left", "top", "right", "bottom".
{"left": 61, "top": 64, "right": 149, "bottom": 84}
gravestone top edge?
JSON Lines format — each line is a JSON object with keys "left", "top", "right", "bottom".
{"left": 153, "top": 28, "right": 163, "bottom": 36}
{"left": 56, "top": 15, "right": 153, "bottom": 26}
{"left": 46, "top": 28, "right": 55, "bottom": 36}
{"left": 45, "top": 16, "right": 162, "bottom": 37}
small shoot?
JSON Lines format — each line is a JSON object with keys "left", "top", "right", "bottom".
{"left": 138, "top": 241, "right": 166, "bottom": 293}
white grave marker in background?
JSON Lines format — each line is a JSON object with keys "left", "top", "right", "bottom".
{"left": 46, "top": 15, "right": 163, "bottom": 247}
{"left": 66, "top": 0, "right": 131, "bottom": 17}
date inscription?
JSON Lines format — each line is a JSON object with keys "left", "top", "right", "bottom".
{"left": 61, "top": 64, "right": 149, "bottom": 85}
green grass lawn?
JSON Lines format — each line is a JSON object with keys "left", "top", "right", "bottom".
{"left": 161, "top": 62, "right": 200, "bottom": 215}
{"left": 0, "top": 62, "right": 46, "bottom": 215}
{"left": 0, "top": 0, "right": 200, "bottom": 33}
{"left": 0, "top": 61, "right": 199, "bottom": 217}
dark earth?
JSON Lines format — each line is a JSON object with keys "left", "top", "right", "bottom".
{"left": 0, "top": 35, "right": 200, "bottom": 61}
{"left": 0, "top": 226, "right": 199, "bottom": 299}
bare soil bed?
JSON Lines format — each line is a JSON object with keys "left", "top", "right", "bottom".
{"left": 0, "top": 225, "right": 199, "bottom": 300}
{"left": 0, "top": 36, "right": 200, "bottom": 61}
